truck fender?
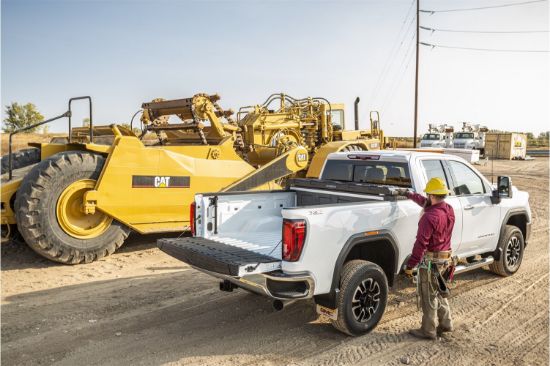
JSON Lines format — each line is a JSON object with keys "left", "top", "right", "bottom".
{"left": 493, "top": 209, "right": 531, "bottom": 260}
{"left": 314, "top": 230, "right": 399, "bottom": 309}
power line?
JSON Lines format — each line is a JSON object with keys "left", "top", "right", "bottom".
{"left": 420, "top": 25, "right": 549, "bottom": 34}
{"left": 420, "top": 41, "right": 550, "bottom": 53}
{"left": 380, "top": 32, "right": 416, "bottom": 111}
{"left": 367, "top": 0, "right": 416, "bottom": 106}
{"left": 420, "top": 0, "right": 547, "bottom": 13}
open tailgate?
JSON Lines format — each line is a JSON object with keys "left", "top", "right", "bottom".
{"left": 157, "top": 237, "right": 281, "bottom": 277}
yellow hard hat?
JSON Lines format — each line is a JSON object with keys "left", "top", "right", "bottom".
{"left": 424, "top": 177, "right": 450, "bottom": 195}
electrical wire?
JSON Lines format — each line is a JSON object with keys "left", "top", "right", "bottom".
{"left": 420, "top": 25, "right": 549, "bottom": 34}
{"left": 365, "top": 0, "right": 416, "bottom": 107}
{"left": 370, "top": 17, "right": 416, "bottom": 107}
{"left": 380, "top": 32, "right": 416, "bottom": 111}
{"left": 420, "top": 41, "right": 550, "bottom": 53}
{"left": 420, "top": 0, "right": 547, "bottom": 13}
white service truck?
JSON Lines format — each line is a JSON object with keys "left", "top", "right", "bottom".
{"left": 453, "top": 123, "right": 489, "bottom": 156}
{"left": 158, "top": 151, "right": 531, "bottom": 335}
{"left": 420, "top": 124, "right": 453, "bottom": 148}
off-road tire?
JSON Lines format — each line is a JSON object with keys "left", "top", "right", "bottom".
{"left": 1, "top": 148, "right": 41, "bottom": 174}
{"left": 489, "top": 225, "right": 524, "bottom": 276}
{"left": 15, "top": 151, "right": 130, "bottom": 264}
{"left": 332, "top": 260, "right": 388, "bottom": 336}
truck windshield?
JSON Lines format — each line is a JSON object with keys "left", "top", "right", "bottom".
{"left": 422, "top": 134, "right": 440, "bottom": 140}
{"left": 321, "top": 160, "right": 412, "bottom": 187}
{"left": 455, "top": 132, "right": 474, "bottom": 139}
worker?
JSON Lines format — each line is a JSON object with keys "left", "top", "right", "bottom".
{"left": 396, "top": 177, "right": 455, "bottom": 340}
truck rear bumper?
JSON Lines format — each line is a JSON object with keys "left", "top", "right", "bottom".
{"left": 199, "top": 268, "right": 315, "bottom": 300}
{"left": 157, "top": 237, "right": 315, "bottom": 300}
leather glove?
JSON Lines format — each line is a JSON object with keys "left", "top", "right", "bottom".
{"left": 393, "top": 188, "right": 409, "bottom": 196}
{"left": 404, "top": 267, "right": 415, "bottom": 279}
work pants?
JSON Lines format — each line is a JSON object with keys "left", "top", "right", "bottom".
{"left": 418, "top": 266, "right": 453, "bottom": 336}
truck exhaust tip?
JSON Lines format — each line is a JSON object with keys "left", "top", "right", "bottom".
{"left": 272, "top": 299, "right": 284, "bottom": 311}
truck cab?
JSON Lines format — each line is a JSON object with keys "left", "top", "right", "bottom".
{"left": 420, "top": 133, "right": 446, "bottom": 148}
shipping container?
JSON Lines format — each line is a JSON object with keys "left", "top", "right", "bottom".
{"left": 485, "top": 133, "right": 527, "bottom": 160}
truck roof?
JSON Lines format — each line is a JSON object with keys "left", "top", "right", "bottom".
{"left": 326, "top": 149, "right": 447, "bottom": 162}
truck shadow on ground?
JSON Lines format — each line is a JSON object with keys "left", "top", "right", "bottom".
{"left": 0, "top": 232, "right": 184, "bottom": 271}
{"left": 1, "top": 266, "right": 500, "bottom": 366}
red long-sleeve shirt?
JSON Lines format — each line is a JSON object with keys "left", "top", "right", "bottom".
{"left": 406, "top": 192, "right": 455, "bottom": 268}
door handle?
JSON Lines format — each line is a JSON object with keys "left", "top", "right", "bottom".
{"left": 464, "top": 205, "right": 474, "bottom": 210}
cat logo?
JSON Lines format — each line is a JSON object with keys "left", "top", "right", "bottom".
{"left": 296, "top": 153, "right": 307, "bottom": 162}
{"left": 132, "top": 175, "right": 190, "bottom": 188}
{"left": 154, "top": 176, "right": 170, "bottom": 188}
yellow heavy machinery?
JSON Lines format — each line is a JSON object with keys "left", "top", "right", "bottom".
{"left": 1, "top": 93, "right": 382, "bottom": 264}
{"left": 236, "top": 94, "right": 382, "bottom": 178}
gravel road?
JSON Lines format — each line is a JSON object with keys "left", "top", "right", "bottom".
{"left": 2, "top": 158, "right": 548, "bottom": 366}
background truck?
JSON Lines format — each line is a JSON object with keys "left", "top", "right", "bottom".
{"left": 158, "top": 150, "right": 531, "bottom": 336}
{"left": 1, "top": 93, "right": 383, "bottom": 264}
{"left": 452, "top": 122, "right": 489, "bottom": 155}
{"left": 420, "top": 124, "right": 454, "bottom": 148}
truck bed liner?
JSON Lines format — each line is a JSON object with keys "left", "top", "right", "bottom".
{"left": 157, "top": 237, "right": 280, "bottom": 276}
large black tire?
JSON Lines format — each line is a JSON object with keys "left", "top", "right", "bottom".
{"left": 15, "top": 151, "right": 130, "bottom": 264}
{"left": 489, "top": 225, "right": 524, "bottom": 276}
{"left": 0, "top": 148, "right": 41, "bottom": 174}
{"left": 331, "top": 260, "right": 388, "bottom": 336}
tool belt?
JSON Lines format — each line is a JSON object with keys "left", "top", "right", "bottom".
{"left": 424, "top": 250, "right": 452, "bottom": 262}
{"left": 421, "top": 251, "right": 454, "bottom": 299}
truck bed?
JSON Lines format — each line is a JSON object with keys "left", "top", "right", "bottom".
{"left": 158, "top": 179, "right": 403, "bottom": 279}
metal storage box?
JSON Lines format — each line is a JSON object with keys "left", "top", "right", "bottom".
{"left": 485, "top": 133, "right": 527, "bottom": 160}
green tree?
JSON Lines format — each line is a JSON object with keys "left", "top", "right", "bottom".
{"left": 2, "top": 102, "right": 44, "bottom": 133}
{"left": 538, "top": 131, "right": 549, "bottom": 147}
{"left": 82, "top": 117, "right": 91, "bottom": 127}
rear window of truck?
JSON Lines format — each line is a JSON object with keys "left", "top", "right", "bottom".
{"left": 321, "top": 160, "right": 412, "bottom": 187}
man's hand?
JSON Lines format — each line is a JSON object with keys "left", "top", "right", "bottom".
{"left": 393, "top": 188, "right": 410, "bottom": 196}
{"left": 404, "top": 267, "right": 415, "bottom": 278}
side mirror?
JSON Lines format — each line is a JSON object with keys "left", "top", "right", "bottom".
{"left": 491, "top": 176, "right": 512, "bottom": 204}
{"left": 492, "top": 176, "right": 512, "bottom": 204}
{"left": 498, "top": 176, "right": 513, "bottom": 198}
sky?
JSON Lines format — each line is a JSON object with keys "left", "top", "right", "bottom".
{"left": 1, "top": 0, "right": 549, "bottom": 137}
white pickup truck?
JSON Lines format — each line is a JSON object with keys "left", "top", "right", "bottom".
{"left": 158, "top": 151, "right": 531, "bottom": 335}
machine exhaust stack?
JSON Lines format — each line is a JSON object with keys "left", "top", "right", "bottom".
{"left": 354, "top": 97, "right": 360, "bottom": 130}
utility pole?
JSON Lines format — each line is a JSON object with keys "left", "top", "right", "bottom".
{"left": 413, "top": 0, "right": 419, "bottom": 148}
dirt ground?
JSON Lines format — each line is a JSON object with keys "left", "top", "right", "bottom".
{"left": 2, "top": 158, "right": 548, "bottom": 366}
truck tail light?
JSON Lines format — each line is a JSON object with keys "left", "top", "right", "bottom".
{"left": 190, "top": 202, "right": 196, "bottom": 236}
{"left": 282, "top": 219, "right": 306, "bottom": 262}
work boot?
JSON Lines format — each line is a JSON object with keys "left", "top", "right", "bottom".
{"left": 408, "top": 328, "right": 437, "bottom": 340}
{"left": 436, "top": 325, "right": 454, "bottom": 335}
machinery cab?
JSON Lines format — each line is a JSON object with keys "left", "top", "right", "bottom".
{"left": 328, "top": 103, "right": 346, "bottom": 131}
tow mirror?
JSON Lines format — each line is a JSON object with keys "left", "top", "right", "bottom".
{"left": 492, "top": 176, "right": 512, "bottom": 204}
{"left": 498, "top": 176, "right": 513, "bottom": 198}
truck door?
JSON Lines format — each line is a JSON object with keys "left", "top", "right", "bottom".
{"left": 444, "top": 160, "right": 500, "bottom": 255}
{"left": 419, "top": 159, "right": 463, "bottom": 253}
